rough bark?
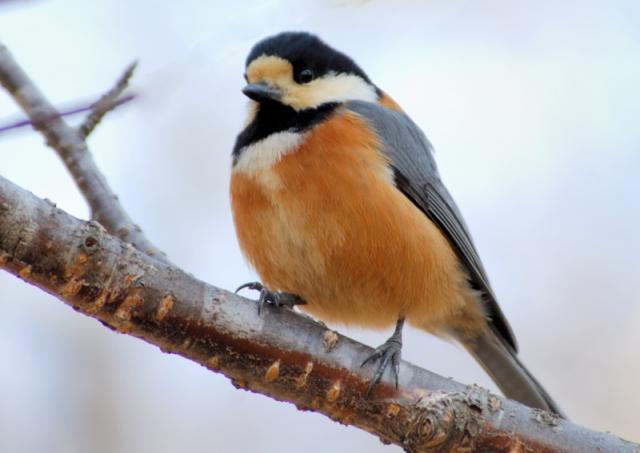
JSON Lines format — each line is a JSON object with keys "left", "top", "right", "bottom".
{"left": 1, "top": 175, "right": 636, "bottom": 453}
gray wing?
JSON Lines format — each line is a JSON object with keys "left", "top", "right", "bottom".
{"left": 345, "top": 100, "right": 517, "bottom": 351}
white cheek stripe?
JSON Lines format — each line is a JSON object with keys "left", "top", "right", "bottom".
{"left": 234, "top": 131, "right": 305, "bottom": 174}
{"left": 285, "top": 73, "right": 378, "bottom": 111}
{"left": 319, "top": 73, "right": 378, "bottom": 104}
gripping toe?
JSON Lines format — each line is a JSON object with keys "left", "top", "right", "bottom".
{"left": 235, "top": 281, "right": 306, "bottom": 315}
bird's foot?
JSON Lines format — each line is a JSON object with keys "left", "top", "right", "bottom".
{"left": 361, "top": 318, "right": 405, "bottom": 394}
{"left": 235, "top": 281, "right": 306, "bottom": 315}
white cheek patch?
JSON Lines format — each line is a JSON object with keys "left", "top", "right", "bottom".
{"left": 234, "top": 131, "right": 306, "bottom": 175}
{"left": 285, "top": 73, "right": 378, "bottom": 110}
{"left": 317, "top": 73, "right": 378, "bottom": 103}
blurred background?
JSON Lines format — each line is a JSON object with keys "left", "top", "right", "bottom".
{"left": 1, "top": 1, "right": 639, "bottom": 451}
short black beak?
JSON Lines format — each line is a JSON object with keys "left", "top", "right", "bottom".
{"left": 242, "top": 83, "right": 282, "bottom": 103}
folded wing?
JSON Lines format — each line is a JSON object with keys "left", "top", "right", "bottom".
{"left": 345, "top": 100, "right": 516, "bottom": 351}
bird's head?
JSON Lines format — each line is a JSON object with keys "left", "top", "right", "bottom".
{"left": 242, "top": 32, "right": 378, "bottom": 111}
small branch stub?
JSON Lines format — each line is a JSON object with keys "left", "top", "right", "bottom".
{"left": 265, "top": 359, "right": 281, "bottom": 382}
{"left": 322, "top": 330, "right": 339, "bottom": 352}
{"left": 77, "top": 60, "right": 138, "bottom": 139}
{"left": 155, "top": 294, "right": 174, "bottom": 321}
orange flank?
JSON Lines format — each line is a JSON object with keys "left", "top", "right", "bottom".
{"left": 230, "top": 109, "right": 484, "bottom": 337}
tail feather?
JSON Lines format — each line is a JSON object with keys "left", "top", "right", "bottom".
{"left": 464, "top": 328, "right": 566, "bottom": 418}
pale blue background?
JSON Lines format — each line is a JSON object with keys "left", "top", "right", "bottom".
{"left": 1, "top": 1, "right": 639, "bottom": 452}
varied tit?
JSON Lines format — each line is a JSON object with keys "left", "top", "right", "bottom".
{"left": 230, "top": 31, "right": 563, "bottom": 416}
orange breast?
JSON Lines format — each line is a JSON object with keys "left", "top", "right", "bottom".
{"left": 230, "top": 109, "right": 483, "bottom": 336}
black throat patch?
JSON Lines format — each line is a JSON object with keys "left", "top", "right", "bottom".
{"left": 232, "top": 101, "right": 338, "bottom": 164}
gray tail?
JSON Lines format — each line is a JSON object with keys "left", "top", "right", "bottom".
{"left": 464, "top": 328, "right": 566, "bottom": 418}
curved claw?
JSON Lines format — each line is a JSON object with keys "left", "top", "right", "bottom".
{"left": 235, "top": 281, "right": 263, "bottom": 294}
{"left": 235, "top": 281, "right": 306, "bottom": 315}
{"left": 361, "top": 348, "right": 382, "bottom": 367}
{"left": 391, "top": 353, "right": 401, "bottom": 388}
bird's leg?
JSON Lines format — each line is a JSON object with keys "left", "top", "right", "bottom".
{"left": 235, "top": 281, "right": 306, "bottom": 315}
{"left": 361, "top": 318, "right": 405, "bottom": 393}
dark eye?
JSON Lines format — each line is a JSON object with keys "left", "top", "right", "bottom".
{"left": 298, "top": 68, "right": 314, "bottom": 84}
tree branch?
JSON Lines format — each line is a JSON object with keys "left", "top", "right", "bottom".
{"left": 0, "top": 174, "right": 636, "bottom": 452}
{"left": 77, "top": 61, "right": 137, "bottom": 139}
{"left": 0, "top": 94, "right": 135, "bottom": 135}
{"left": 0, "top": 42, "right": 162, "bottom": 259}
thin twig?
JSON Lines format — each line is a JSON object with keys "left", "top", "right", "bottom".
{"left": 0, "top": 42, "right": 164, "bottom": 260}
{"left": 0, "top": 173, "right": 636, "bottom": 453}
{"left": 0, "top": 93, "right": 135, "bottom": 135}
{"left": 77, "top": 61, "right": 137, "bottom": 139}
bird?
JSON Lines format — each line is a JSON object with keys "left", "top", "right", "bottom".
{"left": 230, "top": 31, "right": 564, "bottom": 416}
